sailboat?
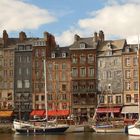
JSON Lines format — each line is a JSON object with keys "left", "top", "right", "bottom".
{"left": 13, "top": 59, "right": 69, "bottom": 134}
{"left": 92, "top": 85, "right": 125, "bottom": 133}
{"left": 127, "top": 39, "right": 140, "bottom": 136}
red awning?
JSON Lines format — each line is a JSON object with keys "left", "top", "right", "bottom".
{"left": 30, "top": 110, "right": 70, "bottom": 117}
{"left": 96, "top": 107, "right": 121, "bottom": 113}
{"left": 30, "top": 110, "right": 45, "bottom": 116}
{"left": 47, "top": 110, "right": 70, "bottom": 116}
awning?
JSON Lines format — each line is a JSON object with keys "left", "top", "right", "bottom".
{"left": 121, "top": 106, "right": 138, "bottom": 114}
{"left": 30, "top": 110, "right": 70, "bottom": 117}
{"left": 96, "top": 107, "right": 121, "bottom": 113}
{"left": 30, "top": 110, "right": 45, "bottom": 117}
{"left": 47, "top": 110, "right": 70, "bottom": 116}
{"left": 0, "top": 111, "right": 13, "bottom": 117}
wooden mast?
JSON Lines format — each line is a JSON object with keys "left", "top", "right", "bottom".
{"left": 44, "top": 59, "right": 48, "bottom": 120}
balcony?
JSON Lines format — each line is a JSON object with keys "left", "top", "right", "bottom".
{"left": 72, "top": 89, "right": 96, "bottom": 94}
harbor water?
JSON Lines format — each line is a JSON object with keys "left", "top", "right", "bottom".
{"left": 0, "top": 132, "right": 139, "bottom": 140}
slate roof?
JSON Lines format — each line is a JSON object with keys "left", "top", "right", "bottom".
{"left": 69, "top": 37, "right": 97, "bottom": 49}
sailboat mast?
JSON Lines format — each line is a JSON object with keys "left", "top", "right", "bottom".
{"left": 138, "top": 36, "right": 140, "bottom": 119}
{"left": 44, "top": 59, "right": 48, "bottom": 120}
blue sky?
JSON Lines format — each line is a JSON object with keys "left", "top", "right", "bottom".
{"left": 1, "top": 0, "right": 140, "bottom": 46}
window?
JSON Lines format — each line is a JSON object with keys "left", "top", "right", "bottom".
{"left": 125, "top": 82, "right": 131, "bottom": 90}
{"left": 62, "top": 52, "right": 66, "bottom": 58}
{"left": 26, "top": 56, "right": 30, "bottom": 63}
{"left": 51, "top": 52, "right": 55, "bottom": 58}
{"left": 62, "top": 63, "right": 66, "bottom": 69}
{"left": 133, "top": 57, "right": 138, "bottom": 66}
{"left": 17, "top": 80, "right": 22, "bottom": 88}
{"left": 99, "top": 95, "right": 104, "bottom": 104}
{"left": 134, "top": 94, "right": 138, "bottom": 103}
{"left": 116, "top": 96, "right": 121, "bottom": 104}
{"left": 88, "top": 54, "right": 94, "bottom": 63}
{"left": 9, "top": 59, "right": 13, "bottom": 66}
{"left": 80, "top": 67, "right": 86, "bottom": 77}
{"left": 80, "top": 55, "right": 86, "bottom": 63}
{"left": 126, "top": 95, "right": 131, "bottom": 103}
{"left": 18, "top": 56, "right": 22, "bottom": 62}
{"left": 25, "top": 80, "right": 30, "bottom": 88}
{"left": 26, "top": 68, "right": 29, "bottom": 75}
{"left": 80, "top": 43, "right": 85, "bottom": 48}
{"left": 18, "top": 45, "right": 24, "bottom": 50}
{"left": 134, "top": 81, "right": 138, "bottom": 90}
{"left": 72, "top": 56, "right": 77, "bottom": 64}
{"left": 73, "top": 82, "right": 78, "bottom": 91}
{"left": 62, "top": 84, "right": 66, "bottom": 91}
{"left": 10, "top": 70, "right": 13, "bottom": 77}
{"left": 55, "top": 64, "right": 59, "bottom": 70}
{"left": 125, "top": 70, "right": 131, "bottom": 79}
{"left": 19, "top": 68, "right": 21, "bottom": 75}
{"left": 35, "top": 95, "right": 39, "bottom": 101}
{"left": 108, "top": 96, "right": 113, "bottom": 103}
{"left": 114, "top": 59, "right": 118, "bottom": 65}
{"left": 62, "top": 73, "right": 66, "bottom": 81}
{"left": 125, "top": 57, "right": 130, "bottom": 66}
{"left": 107, "top": 71, "right": 112, "bottom": 79}
{"left": 41, "top": 95, "right": 45, "bottom": 101}
{"left": 72, "top": 68, "right": 78, "bottom": 77}
{"left": 88, "top": 67, "right": 94, "bottom": 77}
{"left": 134, "top": 70, "right": 138, "bottom": 78}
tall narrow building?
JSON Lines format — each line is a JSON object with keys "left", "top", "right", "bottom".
{"left": 97, "top": 31, "right": 127, "bottom": 117}
{"left": 69, "top": 33, "right": 98, "bottom": 122}
{"left": 14, "top": 32, "right": 33, "bottom": 119}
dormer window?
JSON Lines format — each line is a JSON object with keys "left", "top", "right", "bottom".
{"left": 125, "top": 46, "right": 130, "bottom": 53}
{"left": 51, "top": 52, "right": 55, "bottom": 58}
{"left": 107, "top": 42, "right": 112, "bottom": 49}
{"left": 62, "top": 52, "right": 66, "bottom": 58}
{"left": 80, "top": 43, "right": 85, "bottom": 49}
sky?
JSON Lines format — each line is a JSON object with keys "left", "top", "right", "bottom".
{"left": 0, "top": 0, "right": 140, "bottom": 46}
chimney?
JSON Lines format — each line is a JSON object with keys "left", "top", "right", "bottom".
{"left": 99, "top": 30, "right": 104, "bottom": 42}
{"left": 74, "top": 34, "right": 80, "bottom": 42}
{"left": 44, "top": 32, "right": 50, "bottom": 41}
{"left": 19, "top": 31, "right": 27, "bottom": 42}
{"left": 3, "top": 30, "right": 8, "bottom": 47}
{"left": 93, "top": 32, "right": 98, "bottom": 42}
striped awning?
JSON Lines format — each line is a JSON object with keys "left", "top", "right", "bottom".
{"left": 96, "top": 107, "right": 121, "bottom": 113}
{"left": 121, "top": 106, "right": 138, "bottom": 114}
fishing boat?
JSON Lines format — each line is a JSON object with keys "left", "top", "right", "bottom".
{"left": 13, "top": 59, "right": 69, "bottom": 134}
{"left": 127, "top": 40, "right": 140, "bottom": 136}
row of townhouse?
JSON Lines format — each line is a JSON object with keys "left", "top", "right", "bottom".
{"left": 0, "top": 30, "right": 138, "bottom": 122}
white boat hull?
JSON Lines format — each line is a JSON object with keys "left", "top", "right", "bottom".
{"left": 92, "top": 125, "right": 125, "bottom": 133}
{"left": 128, "top": 124, "right": 140, "bottom": 136}
{"left": 66, "top": 125, "right": 84, "bottom": 133}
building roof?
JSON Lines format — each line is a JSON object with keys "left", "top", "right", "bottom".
{"left": 98, "top": 39, "right": 126, "bottom": 51}
{"left": 97, "top": 39, "right": 126, "bottom": 57}
{"left": 69, "top": 37, "right": 97, "bottom": 50}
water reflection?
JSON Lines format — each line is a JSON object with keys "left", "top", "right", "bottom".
{"left": 0, "top": 132, "right": 133, "bottom": 140}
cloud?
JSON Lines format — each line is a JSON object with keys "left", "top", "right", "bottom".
{"left": 56, "top": 1, "right": 140, "bottom": 46}
{"left": 0, "top": 0, "right": 56, "bottom": 32}
{"left": 55, "top": 28, "right": 87, "bottom": 47}
{"left": 79, "top": 3, "right": 140, "bottom": 38}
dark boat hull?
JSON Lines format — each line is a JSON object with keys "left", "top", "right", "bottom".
{"left": 15, "top": 126, "right": 69, "bottom": 134}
